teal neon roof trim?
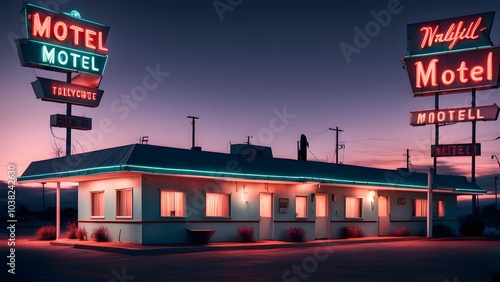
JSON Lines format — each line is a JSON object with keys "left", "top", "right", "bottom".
{"left": 18, "top": 144, "right": 486, "bottom": 194}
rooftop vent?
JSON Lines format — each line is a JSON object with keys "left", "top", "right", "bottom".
{"left": 230, "top": 144, "right": 273, "bottom": 158}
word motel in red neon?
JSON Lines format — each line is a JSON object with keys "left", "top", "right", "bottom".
{"left": 409, "top": 104, "right": 500, "bottom": 126}
{"left": 29, "top": 11, "right": 108, "bottom": 53}
{"left": 415, "top": 51, "right": 492, "bottom": 88}
{"left": 23, "top": 3, "right": 110, "bottom": 55}
{"left": 403, "top": 46, "right": 500, "bottom": 96}
{"left": 420, "top": 16, "right": 485, "bottom": 50}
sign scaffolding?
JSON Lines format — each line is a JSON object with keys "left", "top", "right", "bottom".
{"left": 16, "top": 3, "right": 110, "bottom": 156}
{"left": 403, "top": 12, "right": 498, "bottom": 216}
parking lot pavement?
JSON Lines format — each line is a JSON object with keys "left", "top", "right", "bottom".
{"left": 4, "top": 234, "right": 500, "bottom": 281}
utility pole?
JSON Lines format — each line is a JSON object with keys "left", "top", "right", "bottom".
{"left": 329, "top": 127, "right": 344, "bottom": 164}
{"left": 404, "top": 148, "right": 410, "bottom": 170}
{"left": 187, "top": 116, "right": 199, "bottom": 149}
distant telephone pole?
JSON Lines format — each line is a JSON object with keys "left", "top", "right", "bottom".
{"left": 404, "top": 148, "right": 410, "bottom": 170}
{"left": 245, "top": 136, "right": 253, "bottom": 145}
{"left": 329, "top": 127, "right": 344, "bottom": 164}
{"left": 187, "top": 116, "right": 199, "bottom": 149}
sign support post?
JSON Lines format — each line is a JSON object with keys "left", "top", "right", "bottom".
{"left": 427, "top": 167, "right": 433, "bottom": 238}
{"left": 472, "top": 89, "right": 477, "bottom": 214}
{"left": 15, "top": 2, "right": 110, "bottom": 242}
{"left": 66, "top": 74, "right": 72, "bottom": 156}
{"left": 403, "top": 12, "right": 498, "bottom": 218}
{"left": 434, "top": 93, "right": 439, "bottom": 174}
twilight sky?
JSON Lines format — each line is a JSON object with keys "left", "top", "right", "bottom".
{"left": 1, "top": 0, "right": 499, "bottom": 194}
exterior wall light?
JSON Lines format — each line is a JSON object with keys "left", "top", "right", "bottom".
{"left": 368, "top": 190, "right": 376, "bottom": 212}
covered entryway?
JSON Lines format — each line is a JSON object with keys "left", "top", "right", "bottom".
{"left": 259, "top": 193, "right": 273, "bottom": 240}
{"left": 378, "top": 195, "right": 390, "bottom": 236}
{"left": 315, "top": 194, "right": 329, "bottom": 239}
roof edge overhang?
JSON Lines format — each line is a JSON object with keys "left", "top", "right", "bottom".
{"left": 18, "top": 164, "right": 486, "bottom": 195}
{"left": 319, "top": 183, "right": 486, "bottom": 195}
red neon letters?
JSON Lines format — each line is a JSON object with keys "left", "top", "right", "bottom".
{"left": 29, "top": 12, "right": 108, "bottom": 53}
{"left": 415, "top": 51, "right": 492, "bottom": 88}
{"left": 420, "top": 16, "right": 484, "bottom": 50}
{"left": 51, "top": 85, "right": 97, "bottom": 101}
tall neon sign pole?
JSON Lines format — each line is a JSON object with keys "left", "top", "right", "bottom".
{"left": 16, "top": 3, "right": 110, "bottom": 155}
{"left": 403, "top": 12, "right": 498, "bottom": 216}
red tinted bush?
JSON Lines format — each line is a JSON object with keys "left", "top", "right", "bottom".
{"left": 35, "top": 225, "right": 56, "bottom": 240}
{"left": 287, "top": 227, "right": 306, "bottom": 242}
{"left": 394, "top": 227, "right": 410, "bottom": 237}
{"left": 237, "top": 226, "right": 254, "bottom": 243}
{"left": 342, "top": 226, "right": 364, "bottom": 238}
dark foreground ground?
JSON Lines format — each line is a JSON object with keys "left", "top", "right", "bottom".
{"left": 2, "top": 231, "right": 500, "bottom": 282}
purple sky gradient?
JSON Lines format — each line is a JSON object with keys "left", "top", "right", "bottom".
{"left": 1, "top": 0, "right": 499, "bottom": 194}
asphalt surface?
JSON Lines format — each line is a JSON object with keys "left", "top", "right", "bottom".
{"left": 2, "top": 234, "right": 500, "bottom": 282}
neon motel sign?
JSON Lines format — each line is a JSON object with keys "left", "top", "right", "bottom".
{"left": 407, "top": 12, "right": 494, "bottom": 56}
{"left": 403, "top": 12, "right": 500, "bottom": 97}
{"left": 50, "top": 114, "right": 92, "bottom": 131}
{"left": 410, "top": 104, "right": 499, "bottom": 126}
{"left": 32, "top": 77, "right": 104, "bottom": 107}
{"left": 431, "top": 144, "right": 481, "bottom": 158}
{"left": 403, "top": 45, "right": 500, "bottom": 97}
{"left": 16, "top": 3, "right": 109, "bottom": 76}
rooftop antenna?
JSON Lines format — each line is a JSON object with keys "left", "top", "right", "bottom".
{"left": 245, "top": 136, "right": 253, "bottom": 145}
{"left": 139, "top": 136, "right": 149, "bottom": 144}
{"left": 187, "top": 116, "right": 199, "bottom": 149}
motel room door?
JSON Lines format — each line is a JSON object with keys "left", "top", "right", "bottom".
{"left": 315, "top": 194, "right": 329, "bottom": 239}
{"left": 259, "top": 193, "right": 273, "bottom": 240}
{"left": 378, "top": 196, "right": 390, "bottom": 236}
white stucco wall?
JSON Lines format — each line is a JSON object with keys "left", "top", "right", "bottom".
{"left": 75, "top": 173, "right": 460, "bottom": 244}
{"left": 78, "top": 174, "right": 143, "bottom": 243}
{"left": 379, "top": 190, "right": 458, "bottom": 236}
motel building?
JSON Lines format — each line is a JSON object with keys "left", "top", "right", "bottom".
{"left": 18, "top": 143, "right": 486, "bottom": 244}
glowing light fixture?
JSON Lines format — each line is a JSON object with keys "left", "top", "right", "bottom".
{"left": 368, "top": 190, "right": 376, "bottom": 212}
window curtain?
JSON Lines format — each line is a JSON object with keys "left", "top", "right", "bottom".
{"left": 161, "top": 191, "right": 185, "bottom": 217}
{"left": 438, "top": 200, "right": 445, "bottom": 217}
{"left": 346, "top": 197, "right": 362, "bottom": 218}
{"left": 206, "top": 193, "right": 229, "bottom": 217}
{"left": 117, "top": 189, "right": 132, "bottom": 217}
{"left": 414, "top": 199, "right": 427, "bottom": 217}
{"left": 295, "top": 196, "right": 307, "bottom": 218}
{"left": 91, "top": 192, "right": 104, "bottom": 217}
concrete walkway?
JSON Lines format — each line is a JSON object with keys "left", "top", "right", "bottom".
{"left": 49, "top": 236, "right": 424, "bottom": 255}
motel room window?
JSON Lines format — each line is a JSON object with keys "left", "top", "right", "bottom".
{"left": 116, "top": 188, "right": 133, "bottom": 218}
{"left": 413, "top": 199, "right": 427, "bottom": 217}
{"left": 160, "top": 191, "right": 186, "bottom": 217}
{"left": 437, "top": 200, "right": 445, "bottom": 217}
{"left": 345, "top": 197, "right": 362, "bottom": 218}
{"left": 206, "top": 192, "right": 230, "bottom": 217}
{"left": 90, "top": 191, "right": 104, "bottom": 218}
{"left": 295, "top": 196, "right": 307, "bottom": 218}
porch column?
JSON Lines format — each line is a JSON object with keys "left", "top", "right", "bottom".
{"left": 56, "top": 182, "right": 60, "bottom": 239}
